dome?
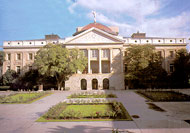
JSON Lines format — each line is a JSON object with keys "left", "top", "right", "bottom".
{"left": 73, "top": 22, "right": 117, "bottom": 36}
{"left": 81, "top": 23, "right": 114, "bottom": 34}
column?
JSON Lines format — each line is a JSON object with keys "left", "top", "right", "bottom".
{"left": 110, "top": 48, "right": 112, "bottom": 73}
{"left": 120, "top": 48, "right": 123, "bottom": 73}
{"left": 88, "top": 49, "right": 91, "bottom": 73}
{"left": 99, "top": 49, "right": 102, "bottom": 73}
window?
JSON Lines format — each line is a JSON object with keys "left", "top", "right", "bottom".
{"left": 8, "top": 42, "right": 10, "bottom": 45}
{"left": 91, "top": 49, "right": 97, "bottom": 58}
{"left": 135, "top": 40, "right": 137, "bottom": 43}
{"left": 180, "top": 40, "right": 182, "bottom": 42}
{"left": 41, "top": 42, "right": 44, "bottom": 44}
{"left": 53, "top": 42, "right": 55, "bottom": 44}
{"left": 169, "top": 51, "right": 174, "bottom": 58}
{"left": 81, "top": 49, "right": 87, "bottom": 57}
{"left": 170, "top": 40, "right": 172, "bottom": 42}
{"left": 158, "top": 40, "right": 161, "bottom": 42}
{"left": 158, "top": 51, "right": 162, "bottom": 58}
{"left": 29, "top": 66, "right": 32, "bottom": 70}
{"left": 7, "top": 66, "right": 10, "bottom": 71}
{"left": 16, "top": 66, "right": 21, "bottom": 74}
{"left": 29, "top": 42, "right": 32, "bottom": 44}
{"left": 103, "top": 49, "right": 109, "bottom": 58}
{"left": 170, "top": 64, "right": 174, "bottom": 73}
{"left": 29, "top": 53, "right": 33, "bottom": 60}
{"left": 18, "top": 42, "right": 20, "bottom": 44}
{"left": 146, "top": 40, "right": 149, "bottom": 43}
{"left": 7, "top": 53, "right": 11, "bottom": 60}
{"left": 16, "top": 53, "right": 21, "bottom": 60}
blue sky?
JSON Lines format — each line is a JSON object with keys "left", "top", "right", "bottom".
{"left": 0, "top": 0, "right": 190, "bottom": 50}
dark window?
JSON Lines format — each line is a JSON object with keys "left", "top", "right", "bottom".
{"left": 180, "top": 40, "right": 182, "bottom": 42}
{"left": 135, "top": 40, "right": 137, "bottom": 43}
{"left": 158, "top": 40, "right": 161, "bottom": 42}
{"left": 92, "top": 79, "right": 98, "bottom": 90}
{"left": 170, "top": 40, "right": 172, "bottom": 42}
{"left": 41, "top": 42, "right": 44, "bottom": 44}
{"left": 169, "top": 51, "right": 174, "bottom": 58}
{"left": 16, "top": 66, "right": 21, "bottom": 74}
{"left": 29, "top": 53, "right": 33, "bottom": 60}
{"left": 17, "top": 53, "right": 21, "bottom": 60}
{"left": 146, "top": 40, "right": 149, "bottom": 43}
{"left": 7, "top": 54, "right": 11, "bottom": 60}
{"left": 103, "top": 78, "right": 109, "bottom": 90}
{"left": 29, "top": 66, "right": 32, "bottom": 70}
{"left": 7, "top": 66, "right": 10, "bottom": 71}
{"left": 29, "top": 42, "right": 32, "bottom": 44}
{"left": 81, "top": 79, "right": 87, "bottom": 90}
{"left": 158, "top": 51, "right": 162, "bottom": 58}
{"left": 170, "top": 64, "right": 174, "bottom": 73}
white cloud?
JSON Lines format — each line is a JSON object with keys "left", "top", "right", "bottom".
{"left": 67, "top": 0, "right": 190, "bottom": 40}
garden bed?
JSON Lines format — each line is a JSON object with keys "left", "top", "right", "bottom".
{"left": 136, "top": 90, "right": 190, "bottom": 102}
{"left": 37, "top": 100, "right": 132, "bottom": 122}
{"left": 67, "top": 92, "right": 117, "bottom": 98}
{"left": 0, "top": 92, "right": 52, "bottom": 104}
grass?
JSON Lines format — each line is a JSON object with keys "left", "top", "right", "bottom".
{"left": 68, "top": 92, "right": 117, "bottom": 99}
{"left": 62, "top": 104, "right": 112, "bottom": 117}
{"left": 37, "top": 101, "right": 132, "bottom": 122}
{"left": 0, "top": 92, "right": 52, "bottom": 104}
{"left": 146, "top": 103, "right": 165, "bottom": 112}
{"left": 136, "top": 90, "right": 190, "bottom": 102}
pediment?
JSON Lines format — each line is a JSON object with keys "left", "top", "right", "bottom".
{"left": 65, "top": 28, "right": 123, "bottom": 44}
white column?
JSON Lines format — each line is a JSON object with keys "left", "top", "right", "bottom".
{"left": 120, "top": 48, "right": 123, "bottom": 73}
{"left": 88, "top": 49, "right": 91, "bottom": 74}
{"left": 99, "top": 49, "right": 102, "bottom": 73}
{"left": 110, "top": 48, "right": 112, "bottom": 73}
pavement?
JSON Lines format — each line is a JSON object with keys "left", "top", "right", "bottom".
{"left": 0, "top": 90, "right": 190, "bottom": 133}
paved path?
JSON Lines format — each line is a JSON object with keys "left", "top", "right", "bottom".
{"left": 0, "top": 90, "right": 190, "bottom": 133}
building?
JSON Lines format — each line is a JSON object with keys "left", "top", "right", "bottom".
{"left": 2, "top": 22, "right": 187, "bottom": 90}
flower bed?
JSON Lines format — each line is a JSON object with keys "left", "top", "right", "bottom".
{"left": 0, "top": 92, "right": 52, "bottom": 104}
{"left": 67, "top": 92, "right": 117, "bottom": 99}
{"left": 37, "top": 100, "right": 132, "bottom": 122}
{"left": 136, "top": 90, "right": 190, "bottom": 102}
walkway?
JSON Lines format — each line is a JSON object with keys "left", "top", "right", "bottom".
{"left": 0, "top": 90, "right": 190, "bottom": 133}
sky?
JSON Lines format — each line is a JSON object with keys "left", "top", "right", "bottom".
{"left": 0, "top": 0, "right": 190, "bottom": 50}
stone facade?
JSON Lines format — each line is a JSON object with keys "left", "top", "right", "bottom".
{"left": 2, "top": 23, "right": 187, "bottom": 90}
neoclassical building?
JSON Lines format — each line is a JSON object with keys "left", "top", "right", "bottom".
{"left": 2, "top": 22, "right": 187, "bottom": 90}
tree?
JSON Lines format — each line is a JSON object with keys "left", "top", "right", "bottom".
{"left": 0, "top": 51, "right": 5, "bottom": 67}
{"left": 1, "top": 70, "right": 18, "bottom": 86}
{"left": 34, "top": 43, "right": 87, "bottom": 90}
{"left": 170, "top": 49, "right": 190, "bottom": 88}
{"left": 124, "top": 44, "right": 168, "bottom": 89}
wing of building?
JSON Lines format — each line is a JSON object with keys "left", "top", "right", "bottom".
{"left": 2, "top": 22, "right": 187, "bottom": 90}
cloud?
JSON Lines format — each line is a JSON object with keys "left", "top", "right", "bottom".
{"left": 68, "top": 0, "right": 162, "bottom": 21}
{"left": 67, "top": 0, "right": 190, "bottom": 40}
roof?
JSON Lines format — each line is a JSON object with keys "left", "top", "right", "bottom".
{"left": 73, "top": 22, "right": 117, "bottom": 36}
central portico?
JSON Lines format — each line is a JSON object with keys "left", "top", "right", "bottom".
{"left": 64, "top": 23, "right": 125, "bottom": 90}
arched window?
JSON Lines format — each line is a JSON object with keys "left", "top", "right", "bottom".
{"left": 103, "top": 78, "right": 109, "bottom": 89}
{"left": 81, "top": 79, "right": 87, "bottom": 90}
{"left": 92, "top": 79, "right": 98, "bottom": 90}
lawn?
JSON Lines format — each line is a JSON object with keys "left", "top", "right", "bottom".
{"left": 0, "top": 92, "right": 52, "bottom": 104}
{"left": 136, "top": 90, "right": 190, "bottom": 102}
{"left": 62, "top": 104, "right": 112, "bottom": 117}
{"left": 67, "top": 92, "right": 117, "bottom": 98}
{"left": 37, "top": 101, "right": 132, "bottom": 122}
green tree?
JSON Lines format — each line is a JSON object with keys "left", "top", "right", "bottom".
{"left": 0, "top": 51, "right": 5, "bottom": 67}
{"left": 34, "top": 43, "right": 87, "bottom": 90}
{"left": 124, "top": 44, "right": 167, "bottom": 89}
{"left": 170, "top": 49, "right": 190, "bottom": 88}
{"left": 1, "top": 70, "right": 18, "bottom": 86}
